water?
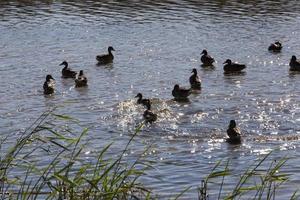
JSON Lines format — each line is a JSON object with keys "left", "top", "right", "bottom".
{"left": 1, "top": 0, "right": 300, "bottom": 198}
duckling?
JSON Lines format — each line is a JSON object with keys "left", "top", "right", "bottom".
{"left": 143, "top": 101, "right": 157, "bottom": 123}
{"left": 226, "top": 120, "right": 242, "bottom": 144}
{"left": 75, "top": 70, "right": 88, "bottom": 87}
{"left": 268, "top": 41, "right": 282, "bottom": 52}
{"left": 223, "top": 59, "right": 246, "bottom": 73}
{"left": 172, "top": 84, "right": 191, "bottom": 100}
{"left": 135, "top": 93, "right": 150, "bottom": 107}
{"left": 189, "top": 68, "right": 201, "bottom": 90}
{"left": 289, "top": 55, "right": 300, "bottom": 71}
{"left": 43, "top": 74, "right": 55, "bottom": 95}
{"left": 96, "top": 46, "right": 115, "bottom": 64}
{"left": 60, "top": 61, "right": 77, "bottom": 78}
{"left": 201, "top": 49, "right": 215, "bottom": 66}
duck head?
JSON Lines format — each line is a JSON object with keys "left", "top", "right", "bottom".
{"left": 201, "top": 49, "right": 208, "bottom": 55}
{"left": 174, "top": 84, "right": 180, "bottom": 90}
{"left": 192, "top": 68, "right": 197, "bottom": 74}
{"left": 135, "top": 93, "right": 142, "bottom": 99}
{"left": 291, "top": 55, "right": 297, "bottom": 62}
{"left": 46, "top": 74, "right": 55, "bottom": 81}
{"left": 79, "top": 70, "right": 84, "bottom": 76}
{"left": 59, "top": 61, "right": 68, "bottom": 67}
{"left": 229, "top": 120, "right": 236, "bottom": 129}
{"left": 275, "top": 41, "right": 281, "bottom": 46}
{"left": 108, "top": 46, "right": 115, "bottom": 52}
{"left": 223, "top": 59, "right": 232, "bottom": 65}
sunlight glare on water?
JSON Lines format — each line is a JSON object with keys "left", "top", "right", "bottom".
{"left": 1, "top": 0, "right": 300, "bottom": 198}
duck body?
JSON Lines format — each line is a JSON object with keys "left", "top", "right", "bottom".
{"left": 289, "top": 55, "right": 300, "bottom": 71}
{"left": 223, "top": 59, "right": 246, "bottom": 73}
{"left": 201, "top": 50, "right": 215, "bottom": 66}
{"left": 43, "top": 75, "right": 55, "bottom": 95}
{"left": 60, "top": 61, "right": 77, "bottom": 78}
{"left": 135, "top": 93, "right": 150, "bottom": 107}
{"left": 268, "top": 41, "right": 282, "bottom": 52}
{"left": 172, "top": 84, "right": 191, "bottom": 100}
{"left": 96, "top": 46, "right": 115, "bottom": 64}
{"left": 226, "top": 120, "right": 242, "bottom": 144}
{"left": 143, "top": 101, "right": 157, "bottom": 123}
{"left": 189, "top": 68, "right": 201, "bottom": 90}
{"left": 75, "top": 70, "right": 88, "bottom": 87}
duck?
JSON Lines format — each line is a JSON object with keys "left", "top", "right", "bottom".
{"left": 223, "top": 59, "right": 246, "bottom": 73}
{"left": 60, "top": 61, "right": 77, "bottom": 78}
{"left": 75, "top": 70, "right": 88, "bottom": 87}
{"left": 268, "top": 41, "right": 282, "bottom": 52}
{"left": 96, "top": 46, "right": 115, "bottom": 64}
{"left": 135, "top": 93, "right": 150, "bottom": 107}
{"left": 143, "top": 101, "right": 157, "bottom": 123}
{"left": 201, "top": 49, "right": 215, "bottom": 66}
{"left": 289, "top": 55, "right": 300, "bottom": 71}
{"left": 226, "top": 120, "right": 242, "bottom": 144}
{"left": 189, "top": 68, "right": 201, "bottom": 90}
{"left": 172, "top": 84, "right": 191, "bottom": 100}
{"left": 43, "top": 74, "right": 55, "bottom": 95}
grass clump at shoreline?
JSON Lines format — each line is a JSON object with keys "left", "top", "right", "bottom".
{"left": 198, "top": 152, "right": 298, "bottom": 200}
{"left": 0, "top": 109, "right": 298, "bottom": 199}
{"left": 0, "top": 109, "right": 151, "bottom": 199}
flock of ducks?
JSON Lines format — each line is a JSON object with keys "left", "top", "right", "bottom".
{"left": 43, "top": 41, "right": 300, "bottom": 145}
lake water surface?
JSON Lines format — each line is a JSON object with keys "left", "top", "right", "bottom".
{"left": 1, "top": 0, "right": 300, "bottom": 198}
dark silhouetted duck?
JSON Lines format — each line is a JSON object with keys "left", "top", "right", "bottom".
{"left": 268, "top": 41, "right": 282, "bottom": 52}
{"left": 172, "top": 84, "right": 191, "bottom": 100}
{"left": 201, "top": 49, "right": 215, "bottom": 66}
{"left": 60, "top": 61, "right": 77, "bottom": 78}
{"left": 43, "top": 74, "right": 55, "bottom": 95}
{"left": 143, "top": 101, "right": 157, "bottom": 123}
{"left": 289, "top": 55, "right": 300, "bottom": 71}
{"left": 226, "top": 120, "right": 242, "bottom": 144}
{"left": 135, "top": 93, "right": 150, "bottom": 107}
{"left": 96, "top": 46, "right": 115, "bottom": 64}
{"left": 223, "top": 59, "right": 246, "bottom": 73}
{"left": 75, "top": 70, "right": 88, "bottom": 87}
{"left": 189, "top": 68, "right": 201, "bottom": 90}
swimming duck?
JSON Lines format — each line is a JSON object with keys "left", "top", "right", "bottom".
{"left": 172, "top": 84, "right": 191, "bottom": 100}
{"left": 75, "top": 70, "right": 88, "bottom": 87}
{"left": 223, "top": 59, "right": 246, "bottom": 73}
{"left": 135, "top": 93, "right": 150, "bottom": 107}
{"left": 268, "top": 41, "right": 282, "bottom": 52}
{"left": 43, "top": 74, "right": 55, "bottom": 95}
{"left": 226, "top": 120, "right": 242, "bottom": 144}
{"left": 201, "top": 49, "right": 215, "bottom": 66}
{"left": 289, "top": 55, "right": 300, "bottom": 71}
{"left": 143, "top": 101, "right": 157, "bottom": 123}
{"left": 60, "top": 61, "right": 77, "bottom": 78}
{"left": 96, "top": 46, "right": 115, "bottom": 64}
{"left": 189, "top": 68, "right": 201, "bottom": 90}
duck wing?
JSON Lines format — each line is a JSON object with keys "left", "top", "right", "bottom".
{"left": 62, "top": 68, "right": 77, "bottom": 78}
{"left": 201, "top": 55, "right": 215, "bottom": 65}
{"left": 290, "top": 60, "right": 300, "bottom": 71}
{"left": 224, "top": 63, "right": 246, "bottom": 72}
{"left": 96, "top": 54, "right": 113, "bottom": 64}
{"left": 189, "top": 75, "right": 201, "bottom": 89}
{"left": 143, "top": 110, "right": 157, "bottom": 123}
{"left": 43, "top": 81, "right": 54, "bottom": 94}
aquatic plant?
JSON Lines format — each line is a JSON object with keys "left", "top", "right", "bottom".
{"left": 0, "top": 109, "right": 298, "bottom": 200}
{"left": 198, "top": 152, "right": 298, "bottom": 200}
{"left": 0, "top": 109, "right": 151, "bottom": 199}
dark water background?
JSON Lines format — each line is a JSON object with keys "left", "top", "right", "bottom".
{"left": 1, "top": 0, "right": 300, "bottom": 198}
